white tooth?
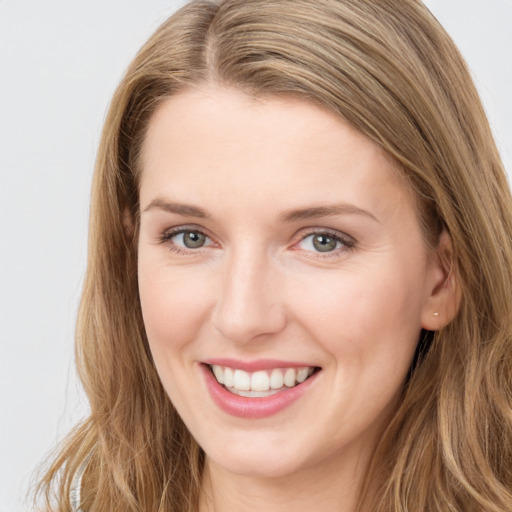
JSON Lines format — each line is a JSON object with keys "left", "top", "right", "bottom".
{"left": 224, "top": 367, "right": 234, "bottom": 387}
{"left": 238, "top": 389, "right": 281, "bottom": 397}
{"left": 212, "top": 365, "right": 224, "bottom": 384}
{"left": 296, "top": 367, "right": 309, "bottom": 383}
{"left": 270, "top": 369, "right": 284, "bottom": 389}
{"left": 233, "top": 369, "right": 251, "bottom": 391}
{"left": 251, "top": 371, "right": 270, "bottom": 391}
{"left": 284, "top": 368, "right": 296, "bottom": 387}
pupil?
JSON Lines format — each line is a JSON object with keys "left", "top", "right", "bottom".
{"left": 184, "top": 231, "right": 205, "bottom": 248}
{"left": 313, "top": 235, "right": 337, "bottom": 252}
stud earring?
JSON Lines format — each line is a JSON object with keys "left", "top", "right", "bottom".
{"left": 433, "top": 312, "right": 439, "bottom": 317}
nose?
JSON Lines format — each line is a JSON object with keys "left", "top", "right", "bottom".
{"left": 211, "top": 249, "right": 287, "bottom": 344}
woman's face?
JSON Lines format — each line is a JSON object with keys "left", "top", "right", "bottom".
{"left": 137, "top": 86, "right": 445, "bottom": 480}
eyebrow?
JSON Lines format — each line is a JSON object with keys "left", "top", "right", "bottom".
{"left": 143, "top": 198, "right": 209, "bottom": 218}
{"left": 277, "top": 204, "right": 380, "bottom": 224}
{"left": 143, "top": 198, "right": 379, "bottom": 224}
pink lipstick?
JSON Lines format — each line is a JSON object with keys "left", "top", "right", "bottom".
{"left": 200, "top": 361, "right": 320, "bottom": 418}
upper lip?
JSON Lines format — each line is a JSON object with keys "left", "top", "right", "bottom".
{"left": 201, "top": 358, "right": 320, "bottom": 372}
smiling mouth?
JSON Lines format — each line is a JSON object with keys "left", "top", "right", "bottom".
{"left": 208, "top": 364, "right": 321, "bottom": 398}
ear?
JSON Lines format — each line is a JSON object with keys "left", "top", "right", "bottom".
{"left": 421, "top": 228, "right": 461, "bottom": 331}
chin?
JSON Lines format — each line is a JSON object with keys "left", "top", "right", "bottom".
{"left": 204, "top": 438, "right": 310, "bottom": 479}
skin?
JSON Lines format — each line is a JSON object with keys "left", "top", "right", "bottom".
{"left": 137, "top": 86, "right": 456, "bottom": 512}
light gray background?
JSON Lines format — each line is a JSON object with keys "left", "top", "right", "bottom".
{"left": 1, "top": 1, "right": 511, "bottom": 510}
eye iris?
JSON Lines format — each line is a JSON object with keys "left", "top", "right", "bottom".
{"left": 312, "top": 234, "right": 338, "bottom": 252}
{"left": 183, "top": 231, "right": 206, "bottom": 248}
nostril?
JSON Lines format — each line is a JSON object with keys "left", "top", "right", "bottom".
{"left": 211, "top": 266, "right": 287, "bottom": 344}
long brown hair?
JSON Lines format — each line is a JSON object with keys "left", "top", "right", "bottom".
{"left": 36, "top": 1, "right": 512, "bottom": 510}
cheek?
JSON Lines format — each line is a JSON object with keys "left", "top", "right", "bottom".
{"left": 138, "top": 260, "right": 214, "bottom": 356}
{"left": 290, "top": 263, "right": 425, "bottom": 369}
{"left": 137, "top": 263, "right": 217, "bottom": 415}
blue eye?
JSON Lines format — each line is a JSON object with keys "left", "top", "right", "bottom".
{"left": 176, "top": 231, "right": 207, "bottom": 248}
{"left": 163, "top": 229, "right": 210, "bottom": 249}
{"left": 298, "top": 232, "right": 350, "bottom": 253}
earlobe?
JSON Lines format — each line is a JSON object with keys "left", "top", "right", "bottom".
{"left": 421, "top": 229, "right": 461, "bottom": 331}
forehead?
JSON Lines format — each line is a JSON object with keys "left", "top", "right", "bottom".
{"left": 143, "top": 87, "right": 385, "bottom": 162}
{"left": 139, "top": 86, "right": 415, "bottom": 224}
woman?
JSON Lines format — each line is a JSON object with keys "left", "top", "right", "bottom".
{"left": 36, "top": 0, "right": 512, "bottom": 510}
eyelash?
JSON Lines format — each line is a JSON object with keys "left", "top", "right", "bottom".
{"left": 158, "top": 226, "right": 214, "bottom": 255}
{"left": 295, "top": 228, "right": 356, "bottom": 258}
{"left": 158, "top": 226, "right": 356, "bottom": 258}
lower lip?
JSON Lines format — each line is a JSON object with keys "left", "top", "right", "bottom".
{"left": 200, "top": 364, "right": 319, "bottom": 418}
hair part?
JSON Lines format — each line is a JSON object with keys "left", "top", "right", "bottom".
{"left": 36, "top": 1, "right": 512, "bottom": 510}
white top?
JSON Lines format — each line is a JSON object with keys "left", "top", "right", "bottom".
{"left": 69, "top": 455, "right": 91, "bottom": 512}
